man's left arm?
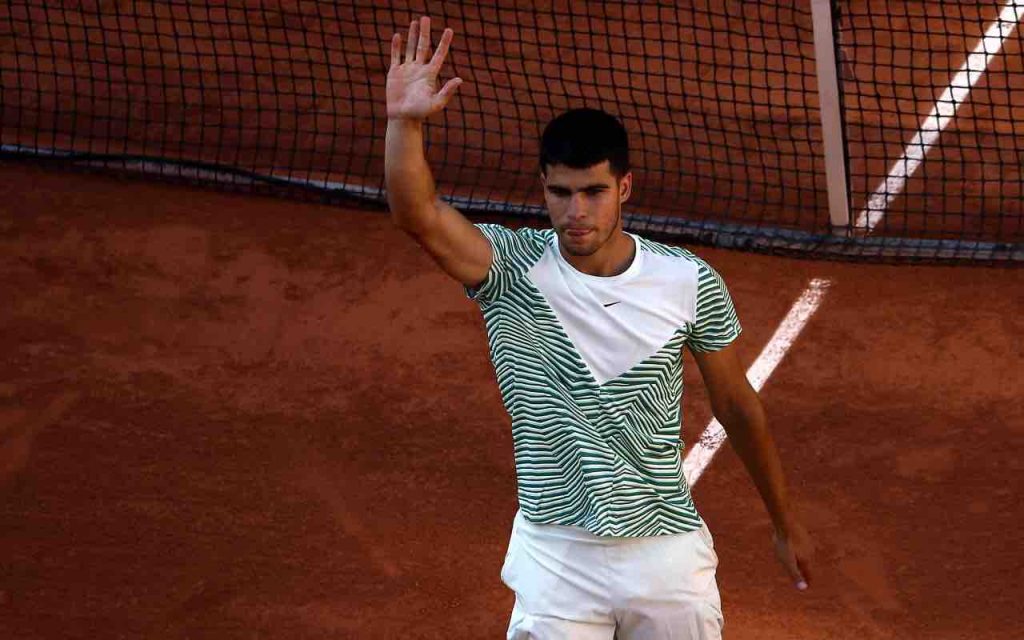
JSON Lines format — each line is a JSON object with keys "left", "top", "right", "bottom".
{"left": 691, "top": 341, "right": 815, "bottom": 591}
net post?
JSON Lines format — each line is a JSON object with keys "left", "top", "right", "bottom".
{"left": 810, "top": 0, "right": 851, "bottom": 232}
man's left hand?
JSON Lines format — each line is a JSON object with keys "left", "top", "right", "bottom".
{"left": 772, "top": 520, "right": 815, "bottom": 591}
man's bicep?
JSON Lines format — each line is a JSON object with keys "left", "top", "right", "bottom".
{"left": 409, "top": 199, "right": 493, "bottom": 289}
{"left": 690, "top": 341, "right": 752, "bottom": 409}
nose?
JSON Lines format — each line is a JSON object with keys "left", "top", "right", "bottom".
{"left": 566, "top": 193, "right": 587, "bottom": 221}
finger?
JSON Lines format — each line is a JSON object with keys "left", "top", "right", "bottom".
{"left": 777, "top": 543, "right": 806, "bottom": 589}
{"left": 429, "top": 28, "right": 454, "bottom": 70}
{"left": 390, "top": 33, "right": 401, "bottom": 70}
{"left": 404, "top": 19, "right": 418, "bottom": 63}
{"left": 416, "top": 16, "right": 431, "bottom": 63}
{"left": 796, "top": 554, "right": 812, "bottom": 587}
{"left": 787, "top": 553, "right": 808, "bottom": 590}
{"left": 434, "top": 77, "right": 463, "bottom": 107}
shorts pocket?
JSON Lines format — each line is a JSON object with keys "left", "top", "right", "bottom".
{"left": 500, "top": 515, "right": 522, "bottom": 587}
{"left": 697, "top": 521, "right": 715, "bottom": 549}
{"left": 696, "top": 522, "right": 719, "bottom": 570}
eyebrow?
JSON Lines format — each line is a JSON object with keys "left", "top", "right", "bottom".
{"left": 546, "top": 183, "right": 610, "bottom": 192}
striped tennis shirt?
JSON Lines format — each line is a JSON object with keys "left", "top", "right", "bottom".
{"left": 465, "top": 223, "right": 742, "bottom": 537}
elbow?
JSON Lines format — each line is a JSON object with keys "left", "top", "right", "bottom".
{"left": 388, "top": 201, "right": 438, "bottom": 238}
{"left": 712, "top": 391, "right": 766, "bottom": 432}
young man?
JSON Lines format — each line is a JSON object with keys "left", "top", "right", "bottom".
{"left": 385, "top": 17, "right": 814, "bottom": 640}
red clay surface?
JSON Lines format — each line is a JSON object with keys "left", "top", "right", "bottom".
{"left": 1, "top": 161, "right": 1022, "bottom": 639}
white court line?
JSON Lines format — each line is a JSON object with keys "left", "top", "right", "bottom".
{"left": 684, "top": 278, "right": 832, "bottom": 487}
{"left": 856, "top": 0, "right": 1024, "bottom": 232}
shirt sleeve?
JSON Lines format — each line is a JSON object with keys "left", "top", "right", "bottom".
{"left": 464, "top": 223, "right": 548, "bottom": 306}
{"left": 688, "top": 261, "right": 743, "bottom": 353}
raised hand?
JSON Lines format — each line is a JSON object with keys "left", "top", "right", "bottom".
{"left": 387, "top": 16, "right": 463, "bottom": 121}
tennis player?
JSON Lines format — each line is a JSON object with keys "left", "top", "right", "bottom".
{"left": 385, "top": 16, "right": 814, "bottom": 639}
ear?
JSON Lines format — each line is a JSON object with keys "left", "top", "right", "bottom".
{"left": 619, "top": 171, "right": 633, "bottom": 203}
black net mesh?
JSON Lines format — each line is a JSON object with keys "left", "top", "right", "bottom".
{"left": 837, "top": 0, "right": 1024, "bottom": 261}
{"left": 1, "top": 1, "right": 1021, "bottom": 263}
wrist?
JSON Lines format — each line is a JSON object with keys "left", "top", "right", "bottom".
{"left": 771, "top": 511, "right": 802, "bottom": 537}
{"left": 387, "top": 116, "right": 426, "bottom": 128}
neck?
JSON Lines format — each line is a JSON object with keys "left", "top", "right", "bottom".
{"left": 559, "top": 230, "right": 635, "bottom": 277}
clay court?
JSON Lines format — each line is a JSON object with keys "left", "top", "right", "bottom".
{"left": 1, "top": 2, "right": 1023, "bottom": 638}
{"left": 2, "top": 161, "right": 1022, "bottom": 638}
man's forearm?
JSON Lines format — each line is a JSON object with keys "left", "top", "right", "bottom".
{"left": 384, "top": 118, "right": 440, "bottom": 233}
{"left": 716, "top": 394, "right": 799, "bottom": 535}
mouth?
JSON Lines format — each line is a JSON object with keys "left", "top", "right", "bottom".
{"left": 565, "top": 228, "right": 593, "bottom": 238}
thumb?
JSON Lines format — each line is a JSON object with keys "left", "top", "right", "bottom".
{"left": 434, "top": 77, "right": 463, "bottom": 108}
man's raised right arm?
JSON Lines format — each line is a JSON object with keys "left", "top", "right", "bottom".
{"left": 384, "top": 16, "right": 492, "bottom": 290}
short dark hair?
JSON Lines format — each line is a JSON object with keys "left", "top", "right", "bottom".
{"left": 540, "top": 108, "right": 630, "bottom": 178}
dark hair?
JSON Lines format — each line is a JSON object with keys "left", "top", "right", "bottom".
{"left": 540, "top": 108, "right": 630, "bottom": 178}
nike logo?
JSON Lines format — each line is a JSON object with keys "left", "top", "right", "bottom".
{"left": 603, "top": 301, "right": 621, "bottom": 307}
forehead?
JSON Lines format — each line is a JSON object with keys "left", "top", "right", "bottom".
{"left": 543, "top": 161, "right": 617, "bottom": 186}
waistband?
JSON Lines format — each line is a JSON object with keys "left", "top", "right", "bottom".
{"left": 513, "top": 509, "right": 705, "bottom": 546}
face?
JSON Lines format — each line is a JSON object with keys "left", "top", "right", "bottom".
{"left": 541, "top": 161, "right": 632, "bottom": 257}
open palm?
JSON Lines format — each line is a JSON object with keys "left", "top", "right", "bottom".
{"left": 387, "top": 16, "right": 463, "bottom": 121}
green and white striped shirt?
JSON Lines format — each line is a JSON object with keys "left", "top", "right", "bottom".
{"left": 466, "top": 224, "right": 742, "bottom": 537}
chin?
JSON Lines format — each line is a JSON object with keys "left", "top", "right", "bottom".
{"left": 560, "top": 233, "right": 602, "bottom": 256}
{"left": 563, "top": 245, "right": 599, "bottom": 257}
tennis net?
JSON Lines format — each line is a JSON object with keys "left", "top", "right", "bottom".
{"left": 1, "top": 1, "right": 1021, "bottom": 262}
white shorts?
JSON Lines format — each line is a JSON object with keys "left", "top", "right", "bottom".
{"left": 501, "top": 509, "right": 724, "bottom": 640}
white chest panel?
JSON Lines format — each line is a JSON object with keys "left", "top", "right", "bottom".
{"left": 526, "top": 234, "right": 699, "bottom": 385}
